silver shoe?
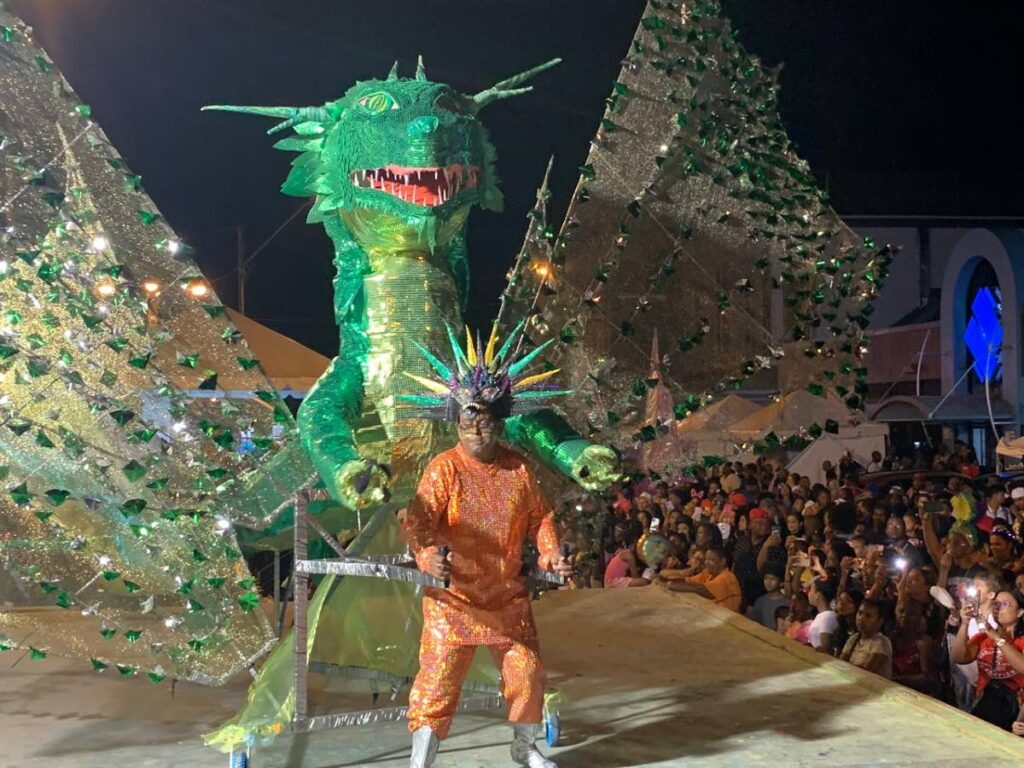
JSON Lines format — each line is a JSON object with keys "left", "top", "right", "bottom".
{"left": 410, "top": 725, "right": 440, "bottom": 768}
{"left": 511, "top": 723, "right": 558, "bottom": 768}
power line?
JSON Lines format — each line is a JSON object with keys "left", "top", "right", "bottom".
{"left": 206, "top": 199, "right": 311, "bottom": 284}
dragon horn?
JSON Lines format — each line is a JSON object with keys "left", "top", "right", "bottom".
{"left": 416, "top": 54, "right": 428, "bottom": 82}
{"left": 201, "top": 104, "right": 334, "bottom": 135}
{"left": 471, "top": 58, "right": 562, "bottom": 109}
{"left": 387, "top": 60, "right": 400, "bottom": 80}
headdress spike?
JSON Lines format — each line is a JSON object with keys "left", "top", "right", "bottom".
{"left": 416, "top": 55, "right": 428, "bottom": 81}
{"left": 402, "top": 371, "right": 451, "bottom": 396}
{"left": 494, "top": 318, "right": 527, "bottom": 366}
{"left": 514, "top": 368, "right": 560, "bottom": 390}
{"left": 484, "top": 322, "right": 500, "bottom": 370}
{"left": 507, "top": 337, "right": 556, "bottom": 377}
{"left": 465, "top": 326, "right": 478, "bottom": 366}
{"left": 445, "top": 324, "right": 470, "bottom": 376}
{"left": 387, "top": 60, "right": 400, "bottom": 80}
{"left": 401, "top": 318, "right": 570, "bottom": 421}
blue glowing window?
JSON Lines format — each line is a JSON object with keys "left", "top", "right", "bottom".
{"left": 964, "top": 286, "right": 1002, "bottom": 382}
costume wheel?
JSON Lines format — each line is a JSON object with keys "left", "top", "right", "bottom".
{"left": 545, "top": 711, "right": 561, "bottom": 747}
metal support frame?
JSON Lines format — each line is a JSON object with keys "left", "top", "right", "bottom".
{"left": 293, "top": 490, "right": 309, "bottom": 723}
{"left": 286, "top": 489, "right": 526, "bottom": 735}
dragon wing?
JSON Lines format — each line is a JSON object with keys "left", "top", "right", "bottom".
{"left": 501, "top": 1, "right": 889, "bottom": 460}
{"left": 0, "top": 10, "right": 315, "bottom": 683}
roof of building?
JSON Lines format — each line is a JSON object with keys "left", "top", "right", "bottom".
{"left": 224, "top": 309, "right": 329, "bottom": 394}
{"left": 869, "top": 393, "right": 1016, "bottom": 423}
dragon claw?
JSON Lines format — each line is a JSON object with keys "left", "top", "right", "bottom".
{"left": 335, "top": 459, "right": 391, "bottom": 510}
{"left": 571, "top": 445, "right": 621, "bottom": 492}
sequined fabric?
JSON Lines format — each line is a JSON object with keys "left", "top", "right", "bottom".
{"left": 406, "top": 443, "right": 559, "bottom": 646}
{"left": 406, "top": 442, "right": 553, "bottom": 736}
{"left": 408, "top": 634, "right": 544, "bottom": 738}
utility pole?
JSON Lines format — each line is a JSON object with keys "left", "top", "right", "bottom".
{"left": 236, "top": 225, "right": 246, "bottom": 315}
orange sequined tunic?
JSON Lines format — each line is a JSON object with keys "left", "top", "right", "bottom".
{"left": 407, "top": 443, "right": 559, "bottom": 646}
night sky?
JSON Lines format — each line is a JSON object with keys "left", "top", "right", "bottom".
{"left": 9, "top": 0, "right": 1024, "bottom": 356}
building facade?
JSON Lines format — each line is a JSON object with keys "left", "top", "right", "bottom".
{"left": 855, "top": 219, "right": 1024, "bottom": 466}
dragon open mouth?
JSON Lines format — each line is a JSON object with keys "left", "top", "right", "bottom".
{"left": 348, "top": 164, "right": 480, "bottom": 207}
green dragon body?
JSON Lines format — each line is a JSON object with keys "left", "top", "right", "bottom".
{"left": 206, "top": 57, "right": 619, "bottom": 507}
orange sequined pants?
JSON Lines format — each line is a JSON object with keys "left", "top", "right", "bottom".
{"left": 407, "top": 633, "right": 545, "bottom": 739}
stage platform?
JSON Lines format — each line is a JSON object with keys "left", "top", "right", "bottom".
{"left": 2, "top": 587, "right": 1023, "bottom": 767}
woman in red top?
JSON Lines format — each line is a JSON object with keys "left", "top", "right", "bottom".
{"left": 951, "top": 588, "right": 1024, "bottom": 730}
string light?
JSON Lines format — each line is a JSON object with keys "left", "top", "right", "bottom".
{"left": 142, "top": 279, "right": 161, "bottom": 294}
{"left": 90, "top": 235, "right": 109, "bottom": 251}
{"left": 185, "top": 279, "right": 209, "bottom": 298}
{"left": 96, "top": 282, "right": 116, "bottom": 297}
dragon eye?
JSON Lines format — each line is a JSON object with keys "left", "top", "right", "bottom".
{"left": 434, "top": 93, "right": 468, "bottom": 115}
{"left": 356, "top": 92, "right": 400, "bottom": 115}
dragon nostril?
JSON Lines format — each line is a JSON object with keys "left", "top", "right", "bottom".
{"left": 407, "top": 116, "right": 439, "bottom": 137}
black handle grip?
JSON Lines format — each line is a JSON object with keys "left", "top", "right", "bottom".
{"left": 439, "top": 545, "right": 451, "bottom": 588}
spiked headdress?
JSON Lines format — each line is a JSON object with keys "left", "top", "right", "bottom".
{"left": 397, "top": 320, "right": 570, "bottom": 421}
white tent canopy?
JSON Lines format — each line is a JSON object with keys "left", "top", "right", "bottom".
{"left": 997, "top": 436, "right": 1024, "bottom": 460}
{"left": 677, "top": 394, "right": 760, "bottom": 433}
{"left": 996, "top": 435, "right": 1024, "bottom": 472}
{"left": 728, "top": 390, "right": 853, "bottom": 441}
{"left": 785, "top": 425, "right": 890, "bottom": 485}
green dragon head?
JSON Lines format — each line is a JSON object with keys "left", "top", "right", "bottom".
{"left": 205, "top": 56, "right": 559, "bottom": 254}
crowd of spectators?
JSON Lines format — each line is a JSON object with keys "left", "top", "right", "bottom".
{"left": 564, "top": 439, "right": 1024, "bottom": 734}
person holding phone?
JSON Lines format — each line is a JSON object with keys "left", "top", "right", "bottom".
{"left": 732, "top": 507, "right": 786, "bottom": 609}
{"left": 951, "top": 589, "right": 1024, "bottom": 730}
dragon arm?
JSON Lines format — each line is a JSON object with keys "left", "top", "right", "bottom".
{"left": 297, "top": 354, "right": 370, "bottom": 504}
{"left": 504, "top": 409, "right": 620, "bottom": 492}
{"left": 296, "top": 218, "right": 388, "bottom": 509}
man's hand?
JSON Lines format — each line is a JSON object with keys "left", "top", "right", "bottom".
{"left": 763, "top": 531, "right": 782, "bottom": 550}
{"left": 551, "top": 555, "right": 574, "bottom": 579}
{"left": 421, "top": 547, "right": 453, "bottom": 581}
{"left": 1011, "top": 720, "right": 1024, "bottom": 737}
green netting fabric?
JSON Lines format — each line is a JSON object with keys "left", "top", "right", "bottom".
{"left": 205, "top": 513, "right": 499, "bottom": 752}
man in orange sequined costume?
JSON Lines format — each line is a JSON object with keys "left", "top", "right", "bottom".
{"left": 398, "top": 324, "right": 573, "bottom": 768}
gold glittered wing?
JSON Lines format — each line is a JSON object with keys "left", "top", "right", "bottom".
{"left": 0, "top": 10, "right": 315, "bottom": 683}
{"left": 500, "top": 1, "right": 889, "bottom": 458}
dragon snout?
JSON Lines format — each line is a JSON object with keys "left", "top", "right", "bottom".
{"left": 407, "top": 116, "right": 439, "bottom": 138}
